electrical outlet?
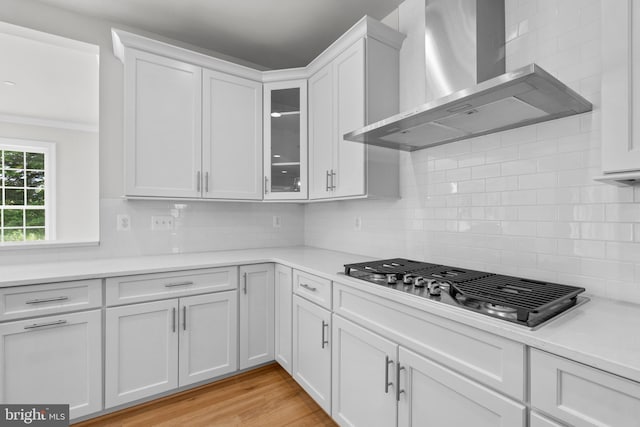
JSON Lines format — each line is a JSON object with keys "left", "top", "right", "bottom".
{"left": 272, "top": 216, "right": 281, "bottom": 228}
{"left": 151, "top": 215, "right": 174, "bottom": 231}
{"left": 354, "top": 216, "right": 362, "bottom": 231}
{"left": 117, "top": 214, "right": 131, "bottom": 231}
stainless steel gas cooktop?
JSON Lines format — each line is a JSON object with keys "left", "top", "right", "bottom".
{"left": 343, "top": 258, "right": 588, "bottom": 329}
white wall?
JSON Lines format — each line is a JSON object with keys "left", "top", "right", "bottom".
{"left": 0, "top": 0, "right": 303, "bottom": 265}
{"left": 305, "top": 0, "right": 640, "bottom": 303}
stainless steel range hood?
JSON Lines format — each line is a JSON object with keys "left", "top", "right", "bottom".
{"left": 344, "top": 0, "right": 593, "bottom": 152}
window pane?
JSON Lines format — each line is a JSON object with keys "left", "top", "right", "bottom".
{"left": 5, "top": 189, "right": 25, "bottom": 205}
{"left": 26, "top": 152, "right": 45, "bottom": 169}
{"left": 3, "top": 228, "right": 24, "bottom": 242}
{"left": 4, "top": 151, "right": 24, "bottom": 169}
{"left": 5, "top": 170, "right": 25, "bottom": 187}
{"left": 26, "top": 189, "right": 44, "bottom": 205}
{"left": 26, "top": 170, "right": 45, "bottom": 188}
{"left": 25, "top": 228, "right": 45, "bottom": 241}
{"left": 25, "top": 209, "right": 44, "bottom": 226}
{"left": 4, "top": 209, "right": 23, "bottom": 227}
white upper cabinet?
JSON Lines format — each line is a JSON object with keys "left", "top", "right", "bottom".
{"left": 114, "top": 30, "right": 264, "bottom": 200}
{"left": 597, "top": 0, "right": 640, "bottom": 184}
{"left": 203, "top": 70, "right": 263, "bottom": 200}
{"left": 124, "top": 49, "right": 202, "bottom": 198}
{"left": 263, "top": 80, "right": 308, "bottom": 200}
{"left": 308, "top": 21, "right": 404, "bottom": 200}
{"left": 309, "top": 65, "right": 335, "bottom": 199}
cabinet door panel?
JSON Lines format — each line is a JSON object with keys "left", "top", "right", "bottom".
{"left": 292, "top": 295, "right": 331, "bottom": 414}
{"left": 203, "top": 70, "right": 262, "bottom": 200}
{"left": 0, "top": 310, "right": 102, "bottom": 420}
{"left": 530, "top": 349, "right": 640, "bottom": 427}
{"left": 105, "top": 299, "right": 179, "bottom": 408}
{"left": 398, "top": 347, "right": 525, "bottom": 427}
{"left": 309, "top": 65, "right": 334, "bottom": 199}
{"left": 602, "top": 0, "right": 640, "bottom": 173}
{"left": 124, "top": 49, "right": 202, "bottom": 197}
{"left": 332, "top": 315, "right": 397, "bottom": 427}
{"left": 333, "top": 39, "right": 366, "bottom": 198}
{"left": 239, "top": 264, "right": 274, "bottom": 369}
{"left": 264, "top": 80, "right": 308, "bottom": 200}
{"left": 179, "top": 291, "right": 238, "bottom": 387}
{"left": 274, "top": 265, "right": 293, "bottom": 374}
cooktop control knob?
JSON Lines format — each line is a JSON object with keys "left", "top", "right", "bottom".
{"left": 402, "top": 274, "right": 414, "bottom": 285}
{"left": 386, "top": 274, "right": 397, "bottom": 284}
{"left": 413, "top": 276, "right": 426, "bottom": 287}
{"left": 427, "top": 280, "right": 443, "bottom": 296}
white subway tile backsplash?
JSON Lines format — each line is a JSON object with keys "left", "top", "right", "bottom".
{"left": 472, "top": 164, "right": 502, "bottom": 179}
{"left": 580, "top": 222, "right": 634, "bottom": 242}
{"left": 605, "top": 204, "right": 640, "bottom": 222}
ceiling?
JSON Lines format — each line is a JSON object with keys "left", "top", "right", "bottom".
{"left": 32, "top": 0, "right": 403, "bottom": 70}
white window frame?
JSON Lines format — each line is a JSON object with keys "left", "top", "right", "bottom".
{"left": 0, "top": 137, "right": 56, "bottom": 243}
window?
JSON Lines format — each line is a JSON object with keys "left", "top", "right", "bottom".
{"left": 0, "top": 139, "right": 55, "bottom": 243}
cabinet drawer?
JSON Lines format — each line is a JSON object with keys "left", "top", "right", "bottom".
{"left": 333, "top": 282, "right": 525, "bottom": 399}
{"left": 293, "top": 270, "right": 331, "bottom": 310}
{"left": 0, "top": 279, "right": 102, "bottom": 321}
{"left": 106, "top": 267, "right": 237, "bottom": 306}
{"left": 530, "top": 349, "right": 640, "bottom": 427}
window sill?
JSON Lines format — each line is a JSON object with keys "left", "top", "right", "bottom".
{"left": 0, "top": 240, "right": 99, "bottom": 251}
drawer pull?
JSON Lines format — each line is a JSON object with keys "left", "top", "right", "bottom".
{"left": 24, "top": 319, "right": 67, "bottom": 330}
{"left": 300, "top": 283, "right": 317, "bottom": 292}
{"left": 164, "top": 281, "right": 194, "bottom": 288}
{"left": 25, "top": 296, "right": 69, "bottom": 304}
{"left": 385, "top": 356, "right": 394, "bottom": 394}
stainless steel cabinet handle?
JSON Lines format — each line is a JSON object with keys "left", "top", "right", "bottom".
{"left": 243, "top": 272, "right": 248, "bottom": 294}
{"left": 265, "top": 176, "right": 269, "bottom": 194}
{"left": 325, "top": 170, "right": 330, "bottom": 192}
{"left": 183, "top": 306, "right": 187, "bottom": 331}
{"left": 321, "top": 320, "right": 329, "bottom": 349}
{"left": 300, "top": 283, "right": 317, "bottom": 292}
{"left": 172, "top": 307, "right": 176, "bottom": 333}
{"left": 331, "top": 169, "right": 336, "bottom": 190}
{"left": 197, "top": 171, "right": 201, "bottom": 192}
{"left": 396, "top": 364, "right": 405, "bottom": 401}
{"left": 25, "top": 296, "right": 69, "bottom": 304}
{"left": 24, "top": 319, "right": 67, "bottom": 330}
{"left": 385, "top": 356, "right": 394, "bottom": 394}
{"left": 205, "top": 172, "right": 209, "bottom": 193}
{"left": 164, "top": 281, "right": 193, "bottom": 288}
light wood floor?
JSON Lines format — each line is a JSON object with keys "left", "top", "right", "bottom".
{"left": 74, "top": 364, "right": 336, "bottom": 427}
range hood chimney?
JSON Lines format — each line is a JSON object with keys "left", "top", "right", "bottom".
{"left": 344, "top": 0, "right": 592, "bottom": 152}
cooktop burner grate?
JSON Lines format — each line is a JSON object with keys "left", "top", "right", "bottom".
{"left": 344, "top": 258, "right": 441, "bottom": 276}
{"left": 449, "top": 275, "right": 585, "bottom": 322}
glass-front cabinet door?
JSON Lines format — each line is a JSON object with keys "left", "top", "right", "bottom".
{"left": 263, "top": 80, "right": 307, "bottom": 200}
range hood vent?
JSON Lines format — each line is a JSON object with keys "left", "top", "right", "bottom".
{"left": 344, "top": 0, "right": 592, "bottom": 152}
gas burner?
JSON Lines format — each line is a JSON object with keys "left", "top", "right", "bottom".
{"left": 343, "top": 258, "right": 587, "bottom": 329}
{"left": 481, "top": 302, "right": 518, "bottom": 319}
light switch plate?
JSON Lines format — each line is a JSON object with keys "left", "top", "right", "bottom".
{"left": 151, "top": 215, "right": 174, "bottom": 231}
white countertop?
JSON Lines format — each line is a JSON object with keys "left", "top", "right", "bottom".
{"left": 2, "top": 246, "right": 639, "bottom": 384}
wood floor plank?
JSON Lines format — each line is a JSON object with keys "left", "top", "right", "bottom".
{"left": 73, "top": 364, "right": 336, "bottom": 427}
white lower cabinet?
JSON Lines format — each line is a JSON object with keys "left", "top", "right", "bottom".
{"left": 530, "top": 348, "right": 640, "bottom": 427}
{"left": 292, "top": 294, "right": 331, "bottom": 414}
{"left": 0, "top": 310, "right": 102, "bottom": 420}
{"left": 274, "top": 264, "right": 293, "bottom": 374}
{"left": 530, "top": 412, "right": 566, "bottom": 427}
{"left": 331, "top": 315, "right": 525, "bottom": 427}
{"left": 397, "top": 347, "right": 526, "bottom": 427}
{"left": 239, "top": 264, "right": 275, "bottom": 369}
{"left": 105, "top": 291, "right": 237, "bottom": 408}
{"left": 178, "top": 292, "right": 238, "bottom": 386}
{"left": 332, "top": 315, "right": 397, "bottom": 427}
